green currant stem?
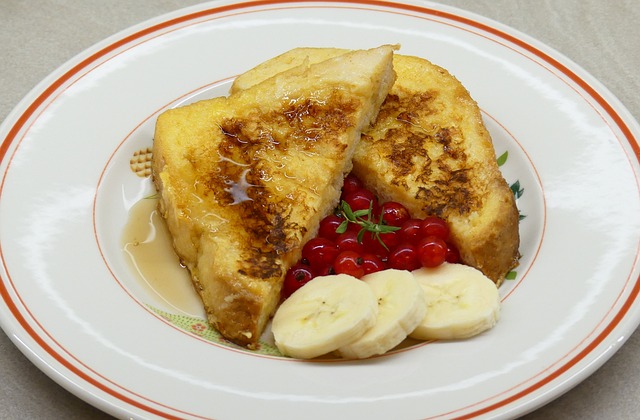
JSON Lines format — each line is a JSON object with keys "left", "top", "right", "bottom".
{"left": 336, "top": 200, "right": 399, "bottom": 250}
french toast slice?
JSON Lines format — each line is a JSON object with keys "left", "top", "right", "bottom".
{"left": 232, "top": 48, "right": 520, "bottom": 285}
{"left": 152, "top": 46, "right": 396, "bottom": 348}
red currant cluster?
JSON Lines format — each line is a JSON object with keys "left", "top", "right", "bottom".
{"left": 281, "top": 174, "right": 460, "bottom": 299}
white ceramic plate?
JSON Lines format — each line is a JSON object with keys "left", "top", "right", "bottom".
{"left": 1, "top": 1, "right": 639, "bottom": 418}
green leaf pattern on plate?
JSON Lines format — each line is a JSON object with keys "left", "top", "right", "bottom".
{"left": 496, "top": 150, "right": 509, "bottom": 167}
{"left": 497, "top": 150, "right": 526, "bottom": 280}
{"left": 510, "top": 180, "right": 524, "bottom": 199}
{"left": 505, "top": 270, "right": 518, "bottom": 280}
{"left": 147, "top": 306, "right": 285, "bottom": 357}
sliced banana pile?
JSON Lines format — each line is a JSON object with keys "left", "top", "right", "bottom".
{"left": 271, "top": 263, "right": 501, "bottom": 359}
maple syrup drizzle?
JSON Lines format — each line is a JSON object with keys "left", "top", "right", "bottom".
{"left": 121, "top": 197, "right": 204, "bottom": 317}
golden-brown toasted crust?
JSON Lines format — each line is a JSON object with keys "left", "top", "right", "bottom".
{"left": 355, "top": 55, "right": 520, "bottom": 284}
{"left": 153, "top": 46, "right": 396, "bottom": 347}
{"left": 232, "top": 48, "right": 520, "bottom": 285}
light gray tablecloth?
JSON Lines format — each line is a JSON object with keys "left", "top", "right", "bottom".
{"left": 1, "top": 1, "right": 638, "bottom": 418}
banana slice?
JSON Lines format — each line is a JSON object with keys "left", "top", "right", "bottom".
{"left": 272, "top": 274, "right": 378, "bottom": 359}
{"left": 338, "top": 269, "right": 426, "bottom": 359}
{"left": 410, "top": 263, "right": 501, "bottom": 340}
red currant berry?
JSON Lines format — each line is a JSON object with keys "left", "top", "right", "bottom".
{"left": 333, "top": 250, "right": 365, "bottom": 278}
{"left": 318, "top": 214, "right": 343, "bottom": 241}
{"left": 380, "top": 201, "right": 411, "bottom": 227}
{"left": 417, "top": 235, "right": 447, "bottom": 268}
{"left": 445, "top": 242, "right": 461, "bottom": 263}
{"left": 301, "top": 237, "right": 340, "bottom": 269}
{"left": 281, "top": 264, "right": 314, "bottom": 299}
{"left": 314, "top": 264, "right": 335, "bottom": 277}
{"left": 420, "top": 216, "right": 450, "bottom": 241}
{"left": 361, "top": 253, "right": 385, "bottom": 275}
{"left": 387, "top": 243, "right": 421, "bottom": 271}
{"left": 399, "top": 218, "right": 423, "bottom": 245}
{"left": 341, "top": 173, "right": 363, "bottom": 198}
{"left": 362, "top": 231, "right": 391, "bottom": 258}
{"left": 373, "top": 230, "right": 401, "bottom": 253}
{"left": 346, "top": 220, "right": 362, "bottom": 233}
{"left": 343, "top": 188, "right": 378, "bottom": 213}
{"left": 335, "top": 231, "right": 365, "bottom": 253}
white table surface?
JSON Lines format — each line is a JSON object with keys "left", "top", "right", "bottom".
{"left": 1, "top": 1, "right": 638, "bottom": 418}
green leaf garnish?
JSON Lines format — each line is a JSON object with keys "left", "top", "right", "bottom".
{"left": 353, "top": 209, "right": 371, "bottom": 218}
{"left": 336, "top": 220, "right": 349, "bottom": 234}
{"left": 505, "top": 270, "right": 517, "bottom": 280}
{"left": 338, "top": 200, "right": 399, "bottom": 250}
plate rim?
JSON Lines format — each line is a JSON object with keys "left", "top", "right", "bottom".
{"left": 0, "top": 0, "right": 639, "bottom": 418}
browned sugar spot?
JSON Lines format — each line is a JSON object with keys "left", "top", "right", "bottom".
{"left": 369, "top": 90, "right": 480, "bottom": 217}
{"left": 199, "top": 91, "right": 358, "bottom": 279}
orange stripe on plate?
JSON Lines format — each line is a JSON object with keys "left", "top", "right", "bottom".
{"left": 0, "top": 1, "right": 638, "bottom": 418}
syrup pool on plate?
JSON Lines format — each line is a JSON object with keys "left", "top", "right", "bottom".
{"left": 121, "top": 197, "right": 205, "bottom": 318}
{"left": 119, "top": 194, "right": 420, "bottom": 354}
